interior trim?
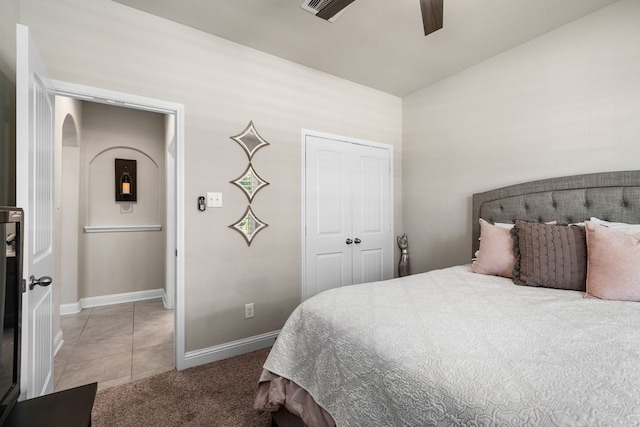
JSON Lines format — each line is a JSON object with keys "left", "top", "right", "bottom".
{"left": 182, "top": 330, "right": 279, "bottom": 370}
{"left": 83, "top": 225, "right": 162, "bottom": 233}
{"left": 59, "top": 288, "right": 165, "bottom": 315}
{"left": 53, "top": 79, "right": 187, "bottom": 370}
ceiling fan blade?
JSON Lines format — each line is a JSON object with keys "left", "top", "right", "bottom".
{"left": 316, "top": 0, "right": 356, "bottom": 20}
{"left": 419, "top": 0, "right": 443, "bottom": 36}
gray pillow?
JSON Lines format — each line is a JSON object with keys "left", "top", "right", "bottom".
{"left": 511, "top": 220, "right": 587, "bottom": 291}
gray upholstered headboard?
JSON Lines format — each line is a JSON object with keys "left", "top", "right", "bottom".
{"left": 471, "top": 171, "right": 640, "bottom": 257}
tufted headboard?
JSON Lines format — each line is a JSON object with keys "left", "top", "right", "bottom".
{"left": 471, "top": 170, "right": 640, "bottom": 257}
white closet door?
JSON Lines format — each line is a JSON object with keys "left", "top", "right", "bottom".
{"left": 304, "top": 134, "right": 392, "bottom": 300}
{"left": 351, "top": 147, "right": 391, "bottom": 285}
{"left": 304, "top": 136, "right": 353, "bottom": 300}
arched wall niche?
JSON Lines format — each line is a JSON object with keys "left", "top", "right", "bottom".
{"left": 87, "top": 146, "right": 161, "bottom": 225}
{"left": 57, "top": 103, "right": 83, "bottom": 307}
{"left": 61, "top": 113, "right": 79, "bottom": 147}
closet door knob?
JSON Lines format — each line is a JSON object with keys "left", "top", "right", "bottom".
{"left": 345, "top": 238, "right": 353, "bottom": 245}
{"left": 354, "top": 238, "right": 361, "bottom": 244}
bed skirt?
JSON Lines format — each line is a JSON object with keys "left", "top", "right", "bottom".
{"left": 255, "top": 370, "right": 335, "bottom": 427}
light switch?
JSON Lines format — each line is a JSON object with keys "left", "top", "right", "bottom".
{"left": 207, "top": 192, "right": 222, "bottom": 208}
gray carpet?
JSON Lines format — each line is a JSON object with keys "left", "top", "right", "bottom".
{"left": 92, "top": 347, "right": 272, "bottom": 426}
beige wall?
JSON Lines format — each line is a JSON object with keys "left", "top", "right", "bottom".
{"left": 403, "top": 0, "right": 640, "bottom": 273}
{"left": 18, "top": 0, "right": 402, "bottom": 351}
{"left": 79, "top": 102, "right": 166, "bottom": 298}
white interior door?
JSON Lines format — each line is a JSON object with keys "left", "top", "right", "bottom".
{"left": 351, "top": 148, "right": 392, "bottom": 285}
{"left": 16, "top": 24, "right": 55, "bottom": 398}
{"left": 304, "top": 136, "right": 353, "bottom": 300}
{"left": 304, "top": 133, "right": 392, "bottom": 300}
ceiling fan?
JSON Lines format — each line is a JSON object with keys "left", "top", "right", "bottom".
{"left": 302, "top": 0, "right": 444, "bottom": 36}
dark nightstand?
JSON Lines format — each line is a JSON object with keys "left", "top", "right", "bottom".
{"left": 4, "top": 382, "right": 97, "bottom": 427}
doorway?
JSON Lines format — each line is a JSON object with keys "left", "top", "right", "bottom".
{"left": 56, "top": 99, "right": 169, "bottom": 310}
{"left": 51, "top": 80, "right": 186, "bottom": 378}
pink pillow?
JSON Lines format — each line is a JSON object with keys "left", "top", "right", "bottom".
{"left": 472, "top": 219, "right": 514, "bottom": 278}
{"left": 585, "top": 221, "right": 640, "bottom": 302}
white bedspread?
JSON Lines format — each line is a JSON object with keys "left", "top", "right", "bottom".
{"left": 262, "top": 265, "right": 640, "bottom": 426}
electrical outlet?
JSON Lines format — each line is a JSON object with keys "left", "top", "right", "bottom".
{"left": 245, "top": 303, "right": 254, "bottom": 319}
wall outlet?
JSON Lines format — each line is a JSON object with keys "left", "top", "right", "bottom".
{"left": 244, "top": 303, "right": 254, "bottom": 319}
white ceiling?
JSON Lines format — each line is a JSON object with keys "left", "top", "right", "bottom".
{"left": 112, "top": 0, "right": 618, "bottom": 97}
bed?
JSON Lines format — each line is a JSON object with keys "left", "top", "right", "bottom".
{"left": 255, "top": 170, "right": 640, "bottom": 427}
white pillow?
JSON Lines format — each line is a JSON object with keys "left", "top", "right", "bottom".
{"left": 590, "top": 217, "right": 640, "bottom": 238}
{"left": 494, "top": 222, "right": 514, "bottom": 229}
{"left": 590, "top": 217, "right": 638, "bottom": 228}
{"left": 495, "top": 221, "right": 557, "bottom": 228}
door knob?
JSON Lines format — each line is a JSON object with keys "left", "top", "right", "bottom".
{"left": 29, "top": 275, "right": 52, "bottom": 291}
{"left": 345, "top": 238, "right": 353, "bottom": 245}
{"left": 354, "top": 238, "right": 361, "bottom": 244}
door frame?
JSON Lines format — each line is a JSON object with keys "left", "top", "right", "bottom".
{"left": 53, "top": 80, "right": 187, "bottom": 370}
{"left": 300, "top": 129, "right": 394, "bottom": 301}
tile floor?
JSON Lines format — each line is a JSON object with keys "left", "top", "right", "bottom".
{"left": 54, "top": 298, "right": 174, "bottom": 392}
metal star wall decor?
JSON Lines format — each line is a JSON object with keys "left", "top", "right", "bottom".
{"left": 230, "top": 120, "right": 270, "bottom": 160}
{"left": 229, "top": 121, "right": 270, "bottom": 246}
{"left": 230, "top": 163, "right": 269, "bottom": 202}
{"left": 229, "top": 206, "right": 268, "bottom": 246}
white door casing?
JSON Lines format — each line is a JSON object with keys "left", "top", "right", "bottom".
{"left": 52, "top": 80, "right": 186, "bottom": 370}
{"left": 303, "top": 131, "right": 392, "bottom": 300}
{"left": 16, "top": 24, "right": 55, "bottom": 398}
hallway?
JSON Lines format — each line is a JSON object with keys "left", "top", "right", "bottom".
{"left": 54, "top": 298, "right": 174, "bottom": 392}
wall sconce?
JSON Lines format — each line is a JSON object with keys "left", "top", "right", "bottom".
{"left": 115, "top": 158, "right": 137, "bottom": 202}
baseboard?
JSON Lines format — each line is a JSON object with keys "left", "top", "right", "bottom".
{"left": 60, "top": 288, "right": 165, "bottom": 315}
{"left": 161, "top": 289, "right": 172, "bottom": 310}
{"left": 180, "top": 330, "right": 279, "bottom": 370}
{"left": 60, "top": 302, "right": 81, "bottom": 315}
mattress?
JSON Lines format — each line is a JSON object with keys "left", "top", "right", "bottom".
{"left": 257, "top": 265, "right": 640, "bottom": 426}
